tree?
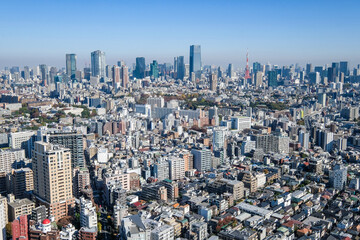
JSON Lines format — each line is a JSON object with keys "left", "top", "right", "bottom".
{"left": 97, "top": 222, "right": 102, "bottom": 232}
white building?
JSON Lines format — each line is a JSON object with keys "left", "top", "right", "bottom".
{"left": 0, "top": 149, "right": 26, "bottom": 173}
{"left": 299, "top": 130, "right": 309, "bottom": 150}
{"left": 231, "top": 116, "right": 251, "bottom": 131}
{"left": 191, "top": 149, "right": 212, "bottom": 172}
{"left": 0, "top": 196, "right": 7, "bottom": 240}
{"left": 255, "top": 172, "right": 266, "bottom": 188}
{"left": 190, "top": 222, "right": 207, "bottom": 240}
{"left": 169, "top": 157, "right": 185, "bottom": 180}
{"left": 212, "top": 127, "right": 227, "bottom": 150}
{"left": 241, "top": 136, "right": 256, "bottom": 155}
{"left": 97, "top": 147, "right": 108, "bottom": 163}
{"left": 330, "top": 164, "right": 347, "bottom": 190}
{"left": 80, "top": 197, "right": 97, "bottom": 229}
{"left": 9, "top": 131, "right": 35, "bottom": 157}
{"left": 150, "top": 224, "right": 174, "bottom": 240}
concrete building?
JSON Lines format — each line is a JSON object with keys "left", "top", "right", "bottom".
{"left": 191, "top": 221, "right": 207, "bottom": 240}
{"left": 330, "top": 164, "right": 347, "bottom": 190}
{"left": 32, "top": 141, "right": 75, "bottom": 221}
{"left": 169, "top": 157, "right": 185, "bottom": 180}
{"left": 8, "top": 198, "right": 35, "bottom": 221}
{"left": 11, "top": 215, "right": 28, "bottom": 240}
{"left": 0, "top": 196, "right": 7, "bottom": 240}
{"left": 191, "top": 148, "right": 212, "bottom": 172}
{"left": 10, "top": 167, "right": 34, "bottom": 199}
{"left": 38, "top": 130, "right": 85, "bottom": 168}
{"left": 150, "top": 224, "right": 174, "bottom": 240}
{"left": 9, "top": 131, "right": 35, "bottom": 158}
{"left": 231, "top": 116, "right": 251, "bottom": 131}
{"left": 0, "top": 149, "right": 26, "bottom": 173}
{"left": 80, "top": 197, "right": 97, "bottom": 229}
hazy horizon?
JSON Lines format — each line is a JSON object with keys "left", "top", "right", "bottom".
{"left": 1, "top": 0, "right": 360, "bottom": 69}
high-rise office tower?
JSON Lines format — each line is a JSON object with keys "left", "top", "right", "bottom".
{"left": 112, "top": 65, "right": 120, "bottom": 88}
{"left": 327, "top": 67, "right": 336, "bottom": 82}
{"left": 121, "top": 65, "right": 129, "bottom": 88}
{"left": 66, "top": 54, "right": 77, "bottom": 79}
{"left": 91, "top": 50, "right": 106, "bottom": 80}
{"left": 253, "top": 62, "right": 261, "bottom": 74}
{"left": 33, "top": 142, "right": 74, "bottom": 221}
{"left": 317, "top": 93, "right": 326, "bottom": 107}
{"left": 150, "top": 60, "right": 159, "bottom": 79}
{"left": 255, "top": 72, "right": 263, "bottom": 87}
{"left": 39, "top": 64, "right": 48, "bottom": 86}
{"left": 23, "top": 66, "right": 30, "bottom": 80}
{"left": 117, "top": 60, "right": 125, "bottom": 67}
{"left": 332, "top": 62, "right": 339, "bottom": 76}
{"left": 173, "top": 57, "right": 178, "bottom": 73}
{"left": 305, "top": 63, "right": 312, "bottom": 76}
{"left": 176, "top": 56, "right": 185, "bottom": 80}
{"left": 340, "top": 61, "right": 348, "bottom": 76}
{"left": 309, "top": 72, "right": 320, "bottom": 84}
{"left": 209, "top": 73, "right": 217, "bottom": 91}
{"left": 268, "top": 70, "right": 277, "bottom": 87}
{"left": 190, "top": 45, "right": 201, "bottom": 79}
{"left": 134, "top": 57, "right": 145, "bottom": 79}
{"left": 227, "top": 63, "right": 233, "bottom": 78}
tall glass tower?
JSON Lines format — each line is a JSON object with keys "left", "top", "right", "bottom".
{"left": 91, "top": 50, "right": 106, "bottom": 80}
{"left": 177, "top": 56, "right": 185, "bottom": 80}
{"left": 135, "top": 57, "right": 146, "bottom": 79}
{"left": 190, "top": 45, "right": 201, "bottom": 79}
{"left": 66, "top": 54, "right": 77, "bottom": 79}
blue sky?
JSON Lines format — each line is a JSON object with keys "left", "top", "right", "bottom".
{"left": 1, "top": 0, "right": 360, "bottom": 69}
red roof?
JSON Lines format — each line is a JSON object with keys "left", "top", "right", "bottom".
{"left": 42, "top": 219, "right": 50, "bottom": 224}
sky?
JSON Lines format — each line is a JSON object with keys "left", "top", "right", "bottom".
{"left": 1, "top": 0, "right": 360, "bottom": 69}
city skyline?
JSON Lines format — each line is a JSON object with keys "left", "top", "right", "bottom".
{"left": 1, "top": 0, "right": 360, "bottom": 68}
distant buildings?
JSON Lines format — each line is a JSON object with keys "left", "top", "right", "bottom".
{"left": 134, "top": 57, "right": 146, "bottom": 79}
{"left": 91, "top": 50, "right": 106, "bottom": 80}
{"left": 190, "top": 45, "right": 201, "bottom": 79}
{"left": 66, "top": 53, "right": 77, "bottom": 79}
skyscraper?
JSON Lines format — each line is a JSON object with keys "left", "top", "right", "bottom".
{"left": 227, "top": 63, "right": 233, "bottom": 78}
{"left": 340, "top": 61, "right": 348, "bottom": 76}
{"left": 33, "top": 142, "right": 74, "bottom": 221}
{"left": 190, "top": 45, "right": 201, "bottom": 79}
{"left": 150, "top": 60, "right": 159, "bottom": 79}
{"left": 327, "top": 67, "right": 336, "bottom": 82}
{"left": 121, "top": 65, "right": 129, "bottom": 88}
{"left": 39, "top": 64, "right": 48, "bottom": 86}
{"left": 134, "top": 57, "right": 146, "bottom": 79}
{"left": 268, "top": 70, "right": 277, "bottom": 88}
{"left": 66, "top": 54, "right": 77, "bottom": 79}
{"left": 209, "top": 73, "right": 217, "bottom": 91}
{"left": 305, "top": 63, "right": 312, "bottom": 76}
{"left": 176, "top": 56, "right": 185, "bottom": 80}
{"left": 112, "top": 65, "right": 120, "bottom": 88}
{"left": 253, "top": 62, "right": 261, "bottom": 74}
{"left": 23, "top": 66, "right": 30, "bottom": 80}
{"left": 91, "top": 50, "right": 106, "bottom": 80}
